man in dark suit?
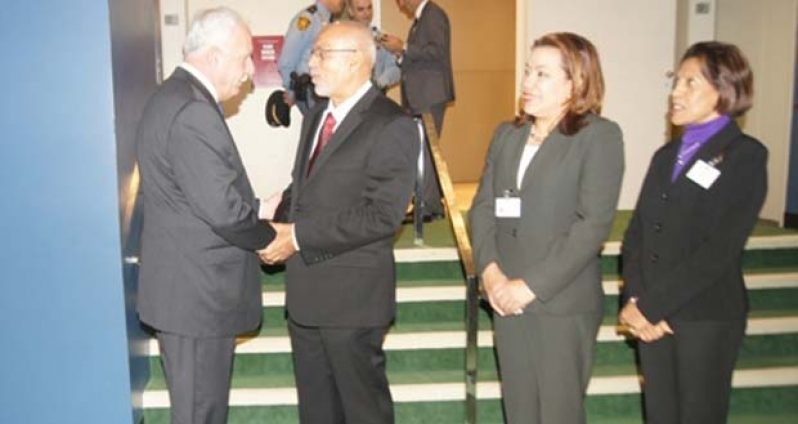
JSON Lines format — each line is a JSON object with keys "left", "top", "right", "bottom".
{"left": 135, "top": 7, "right": 275, "bottom": 423}
{"left": 382, "top": 0, "right": 454, "bottom": 219}
{"left": 262, "top": 21, "right": 418, "bottom": 424}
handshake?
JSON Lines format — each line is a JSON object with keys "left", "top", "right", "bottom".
{"left": 259, "top": 222, "right": 296, "bottom": 265}
{"left": 257, "top": 192, "right": 296, "bottom": 265}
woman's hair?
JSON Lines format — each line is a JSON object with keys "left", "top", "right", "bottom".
{"left": 516, "top": 32, "right": 605, "bottom": 135}
{"left": 680, "top": 41, "right": 753, "bottom": 117}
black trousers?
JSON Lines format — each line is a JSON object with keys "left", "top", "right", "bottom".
{"left": 156, "top": 331, "right": 236, "bottom": 424}
{"left": 638, "top": 320, "right": 746, "bottom": 424}
{"left": 418, "top": 103, "right": 446, "bottom": 216}
{"left": 288, "top": 318, "right": 393, "bottom": 424}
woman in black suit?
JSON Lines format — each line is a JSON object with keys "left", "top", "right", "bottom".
{"left": 620, "top": 42, "right": 768, "bottom": 423}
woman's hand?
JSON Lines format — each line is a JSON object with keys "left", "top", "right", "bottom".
{"left": 482, "top": 263, "right": 536, "bottom": 316}
{"left": 496, "top": 279, "right": 536, "bottom": 315}
{"left": 620, "top": 300, "right": 674, "bottom": 342}
{"left": 481, "top": 263, "right": 511, "bottom": 316}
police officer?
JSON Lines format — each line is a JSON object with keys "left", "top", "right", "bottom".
{"left": 344, "top": 0, "right": 401, "bottom": 91}
{"left": 278, "top": 0, "right": 345, "bottom": 115}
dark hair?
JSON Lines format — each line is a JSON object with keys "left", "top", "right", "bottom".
{"left": 680, "top": 41, "right": 753, "bottom": 116}
{"left": 515, "top": 32, "right": 605, "bottom": 135}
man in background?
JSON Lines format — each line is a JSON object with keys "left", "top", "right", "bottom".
{"left": 278, "top": 0, "right": 345, "bottom": 114}
{"left": 345, "top": 0, "right": 401, "bottom": 91}
{"left": 136, "top": 7, "right": 275, "bottom": 423}
{"left": 382, "top": 0, "right": 454, "bottom": 220}
{"left": 262, "top": 21, "right": 418, "bottom": 424}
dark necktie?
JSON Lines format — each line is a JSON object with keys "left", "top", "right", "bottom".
{"left": 307, "top": 112, "right": 336, "bottom": 175}
{"left": 410, "top": 18, "right": 419, "bottom": 35}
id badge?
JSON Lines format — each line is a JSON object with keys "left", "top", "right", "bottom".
{"left": 495, "top": 191, "right": 521, "bottom": 218}
{"left": 686, "top": 160, "right": 721, "bottom": 189}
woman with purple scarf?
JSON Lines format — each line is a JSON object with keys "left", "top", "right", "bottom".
{"left": 619, "top": 41, "right": 767, "bottom": 423}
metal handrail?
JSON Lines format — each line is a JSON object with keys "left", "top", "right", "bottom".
{"left": 419, "top": 112, "right": 480, "bottom": 424}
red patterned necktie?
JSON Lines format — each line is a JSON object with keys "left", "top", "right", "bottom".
{"left": 307, "top": 112, "right": 336, "bottom": 175}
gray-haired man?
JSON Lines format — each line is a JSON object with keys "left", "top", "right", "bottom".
{"left": 136, "top": 7, "right": 275, "bottom": 423}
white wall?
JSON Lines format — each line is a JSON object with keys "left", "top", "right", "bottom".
{"left": 524, "top": 0, "right": 677, "bottom": 209}
{"left": 716, "top": 0, "right": 798, "bottom": 224}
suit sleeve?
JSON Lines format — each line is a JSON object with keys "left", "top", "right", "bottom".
{"left": 469, "top": 124, "right": 512, "bottom": 274}
{"left": 621, "top": 153, "right": 661, "bottom": 302}
{"left": 403, "top": 9, "right": 450, "bottom": 64}
{"left": 168, "top": 101, "right": 275, "bottom": 250}
{"left": 636, "top": 143, "right": 768, "bottom": 323}
{"left": 294, "top": 115, "right": 419, "bottom": 258}
{"left": 523, "top": 121, "right": 625, "bottom": 302}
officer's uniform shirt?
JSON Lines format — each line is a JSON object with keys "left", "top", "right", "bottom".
{"left": 371, "top": 26, "right": 400, "bottom": 90}
{"left": 278, "top": 2, "right": 332, "bottom": 97}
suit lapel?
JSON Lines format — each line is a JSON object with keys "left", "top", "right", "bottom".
{"left": 519, "top": 129, "right": 572, "bottom": 193}
{"left": 297, "top": 104, "right": 326, "bottom": 184}
{"left": 670, "top": 120, "right": 740, "bottom": 187}
{"left": 503, "top": 124, "right": 530, "bottom": 191}
{"left": 304, "top": 88, "right": 379, "bottom": 183}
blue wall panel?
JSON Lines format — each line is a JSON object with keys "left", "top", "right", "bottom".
{"left": 0, "top": 1, "right": 156, "bottom": 422}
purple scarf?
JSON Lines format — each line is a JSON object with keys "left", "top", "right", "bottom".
{"left": 671, "top": 115, "right": 731, "bottom": 181}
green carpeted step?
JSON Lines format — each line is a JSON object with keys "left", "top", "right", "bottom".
{"left": 141, "top": 386, "right": 798, "bottom": 424}
{"left": 145, "top": 333, "right": 798, "bottom": 391}
{"left": 247, "top": 286, "right": 798, "bottom": 338}
{"left": 260, "top": 248, "right": 798, "bottom": 290}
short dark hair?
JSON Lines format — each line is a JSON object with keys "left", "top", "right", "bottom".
{"left": 681, "top": 41, "right": 754, "bottom": 117}
{"left": 516, "top": 32, "right": 605, "bottom": 135}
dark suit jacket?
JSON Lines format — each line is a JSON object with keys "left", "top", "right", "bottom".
{"left": 622, "top": 120, "right": 768, "bottom": 323}
{"left": 136, "top": 67, "right": 275, "bottom": 337}
{"left": 400, "top": 1, "right": 455, "bottom": 113}
{"left": 278, "top": 86, "right": 418, "bottom": 327}
{"left": 469, "top": 115, "right": 625, "bottom": 314}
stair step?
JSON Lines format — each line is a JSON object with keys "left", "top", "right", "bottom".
{"left": 142, "top": 365, "right": 798, "bottom": 408}
{"left": 146, "top": 316, "right": 798, "bottom": 356}
{"left": 260, "top": 272, "right": 798, "bottom": 305}
{"left": 142, "top": 386, "right": 798, "bottom": 423}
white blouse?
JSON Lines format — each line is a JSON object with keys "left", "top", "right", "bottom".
{"left": 517, "top": 143, "right": 540, "bottom": 189}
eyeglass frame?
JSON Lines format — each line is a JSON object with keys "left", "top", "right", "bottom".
{"left": 310, "top": 47, "right": 359, "bottom": 61}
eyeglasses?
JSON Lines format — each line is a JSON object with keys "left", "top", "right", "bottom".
{"left": 310, "top": 47, "right": 358, "bottom": 61}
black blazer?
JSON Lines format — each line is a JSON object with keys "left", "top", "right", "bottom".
{"left": 136, "top": 68, "right": 275, "bottom": 337}
{"left": 622, "top": 121, "right": 767, "bottom": 323}
{"left": 400, "top": 0, "right": 455, "bottom": 112}
{"left": 277, "top": 87, "right": 418, "bottom": 327}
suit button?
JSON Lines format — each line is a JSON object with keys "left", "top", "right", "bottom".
{"left": 660, "top": 193, "right": 669, "bottom": 201}
{"left": 511, "top": 229, "right": 517, "bottom": 237}
{"left": 650, "top": 253, "right": 659, "bottom": 263}
{"left": 654, "top": 223, "right": 663, "bottom": 232}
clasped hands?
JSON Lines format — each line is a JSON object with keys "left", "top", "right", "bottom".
{"left": 481, "top": 263, "right": 536, "bottom": 317}
{"left": 258, "top": 222, "right": 296, "bottom": 265}
{"left": 618, "top": 299, "right": 673, "bottom": 343}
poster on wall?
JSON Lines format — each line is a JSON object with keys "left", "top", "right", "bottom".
{"left": 252, "top": 36, "right": 284, "bottom": 88}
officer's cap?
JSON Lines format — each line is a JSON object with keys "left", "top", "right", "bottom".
{"left": 265, "top": 90, "right": 291, "bottom": 128}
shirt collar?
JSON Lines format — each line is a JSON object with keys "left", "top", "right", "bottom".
{"left": 179, "top": 63, "right": 219, "bottom": 103}
{"left": 324, "top": 81, "right": 373, "bottom": 125}
{"left": 415, "top": 0, "right": 430, "bottom": 19}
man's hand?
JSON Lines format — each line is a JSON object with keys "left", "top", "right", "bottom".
{"left": 259, "top": 222, "right": 297, "bottom": 264}
{"left": 380, "top": 34, "right": 405, "bottom": 55}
